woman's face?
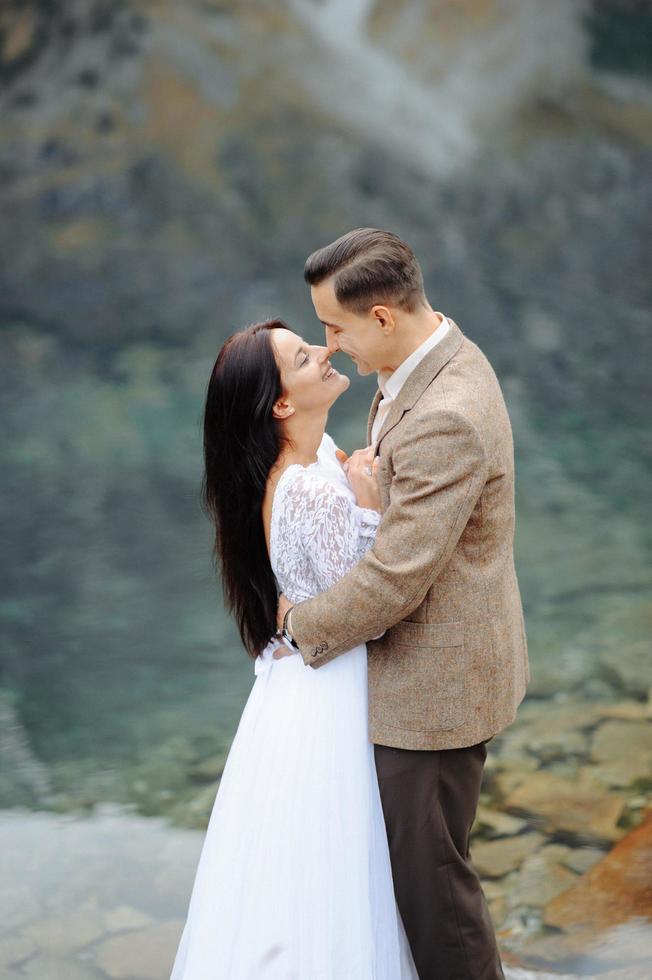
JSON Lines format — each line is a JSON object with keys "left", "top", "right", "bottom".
{"left": 270, "top": 327, "right": 350, "bottom": 418}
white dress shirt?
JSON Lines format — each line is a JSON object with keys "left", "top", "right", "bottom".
{"left": 371, "top": 313, "right": 451, "bottom": 446}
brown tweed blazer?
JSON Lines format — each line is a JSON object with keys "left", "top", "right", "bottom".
{"left": 290, "top": 318, "right": 530, "bottom": 751}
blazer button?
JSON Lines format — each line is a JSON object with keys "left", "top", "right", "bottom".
{"left": 322, "top": 641, "right": 329, "bottom": 651}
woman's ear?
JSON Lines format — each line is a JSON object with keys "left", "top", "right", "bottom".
{"left": 272, "top": 398, "right": 295, "bottom": 420}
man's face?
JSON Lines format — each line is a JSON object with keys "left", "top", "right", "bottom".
{"left": 310, "top": 279, "right": 389, "bottom": 376}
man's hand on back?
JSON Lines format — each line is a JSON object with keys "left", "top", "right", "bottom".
{"left": 273, "top": 593, "right": 296, "bottom": 659}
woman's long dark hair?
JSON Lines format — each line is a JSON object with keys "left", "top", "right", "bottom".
{"left": 201, "top": 319, "right": 292, "bottom": 658}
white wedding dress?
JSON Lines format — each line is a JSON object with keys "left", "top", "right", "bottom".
{"left": 169, "top": 432, "right": 419, "bottom": 980}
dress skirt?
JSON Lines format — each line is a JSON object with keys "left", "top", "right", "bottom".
{"left": 169, "top": 640, "right": 418, "bottom": 980}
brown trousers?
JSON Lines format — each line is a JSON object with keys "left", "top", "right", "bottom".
{"left": 374, "top": 738, "right": 505, "bottom": 980}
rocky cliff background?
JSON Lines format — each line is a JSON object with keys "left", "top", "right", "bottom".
{"left": 1, "top": 0, "right": 651, "bottom": 808}
{"left": 1, "top": 3, "right": 652, "bottom": 975}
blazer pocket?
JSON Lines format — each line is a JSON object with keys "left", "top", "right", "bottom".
{"left": 390, "top": 620, "right": 464, "bottom": 649}
{"left": 375, "top": 621, "right": 468, "bottom": 731}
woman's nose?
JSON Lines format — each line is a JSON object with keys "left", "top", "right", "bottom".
{"left": 314, "top": 345, "right": 330, "bottom": 362}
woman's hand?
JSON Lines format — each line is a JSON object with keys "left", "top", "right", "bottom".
{"left": 339, "top": 446, "right": 381, "bottom": 512}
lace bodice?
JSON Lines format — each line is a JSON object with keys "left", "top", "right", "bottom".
{"left": 269, "top": 433, "right": 380, "bottom": 605}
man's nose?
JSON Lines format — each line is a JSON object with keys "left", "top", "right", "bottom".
{"left": 325, "top": 328, "right": 340, "bottom": 354}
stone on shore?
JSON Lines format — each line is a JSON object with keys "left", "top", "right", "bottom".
{"left": 544, "top": 808, "right": 652, "bottom": 937}
{"left": 474, "top": 805, "right": 528, "bottom": 838}
{"left": 491, "top": 758, "right": 540, "bottom": 798}
{"left": 599, "top": 695, "right": 652, "bottom": 722}
{"left": 471, "top": 832, "right": 545, "bottom": 878}
{"left": 495, "top": 701, "right": 601, "bottom": 763}
{"left": 502, "top": 770, "right": 626, "bottom": 843}
{"left": 511, "top": 843, "right": 577, "bottom": 907}
{"left": 560, "top": 845, "right": 607, "bottom": 875}
{"left": 94, "top": 920, "right": 183, "bottom": 979}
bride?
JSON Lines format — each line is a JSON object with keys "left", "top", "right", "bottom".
{"left": 169, "top": 317, "right": 418, "bottom": 979}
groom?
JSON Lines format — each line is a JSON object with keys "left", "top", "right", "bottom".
{"left": 276, "top": 227, "right": 529, "bottom": 980}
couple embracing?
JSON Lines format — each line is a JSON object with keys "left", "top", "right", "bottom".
{"left": 170, "top": 227, "right": 529, "bottom": 980}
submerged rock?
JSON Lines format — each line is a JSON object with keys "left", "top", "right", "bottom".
{"left": 103, "top": 905, "right": 155, "bottom": 933}
{"left": 0, "top": 935, "right": 37, "bottom": 972}
{"left": 187, "top": 752, "right": 227, "bottom": 783}
{"left": 20, "top": 908, "right": 105, "bottom": 956}
{"left": 20, "top": 952, "right": 100, "bottom": 980}
{"left": 589, "top": 719, "right": 652, "bottom": 789}
{"left": 598, "top": 617, "right": 652, "bottom": 699}
{"left": 94, "top": 920, "right": 183, "bottom": 980}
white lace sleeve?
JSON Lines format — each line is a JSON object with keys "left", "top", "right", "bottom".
{"left": 285, "top": 469, "right": 380, "bottom": 593}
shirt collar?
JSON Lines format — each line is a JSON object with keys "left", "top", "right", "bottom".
{"left": 378, "top": 314, "right": 451, "bottom": 400}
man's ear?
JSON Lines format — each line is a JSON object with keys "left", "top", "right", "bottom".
{"left": 272, "top": 397, "right": 295, "bottom": 420}
{"left": 371, "top": 304, "right": 395, "bottom": 334}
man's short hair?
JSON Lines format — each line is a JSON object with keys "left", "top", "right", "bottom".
{"left": 303, "top": 227, "right": 427, "bottom": 315}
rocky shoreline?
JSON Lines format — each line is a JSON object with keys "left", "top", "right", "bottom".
{"left": 475, "top": 692, "right": 652, "bottom": 969}
{"left": 1, "top": 689, "right": 650, "bottom": 978}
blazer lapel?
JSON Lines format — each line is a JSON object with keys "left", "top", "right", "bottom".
{"left": 373, "top": 319, "right": 464, "bottom": 448}
{"left": 366, "top": 388, "right": 383, "bottom": 445}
